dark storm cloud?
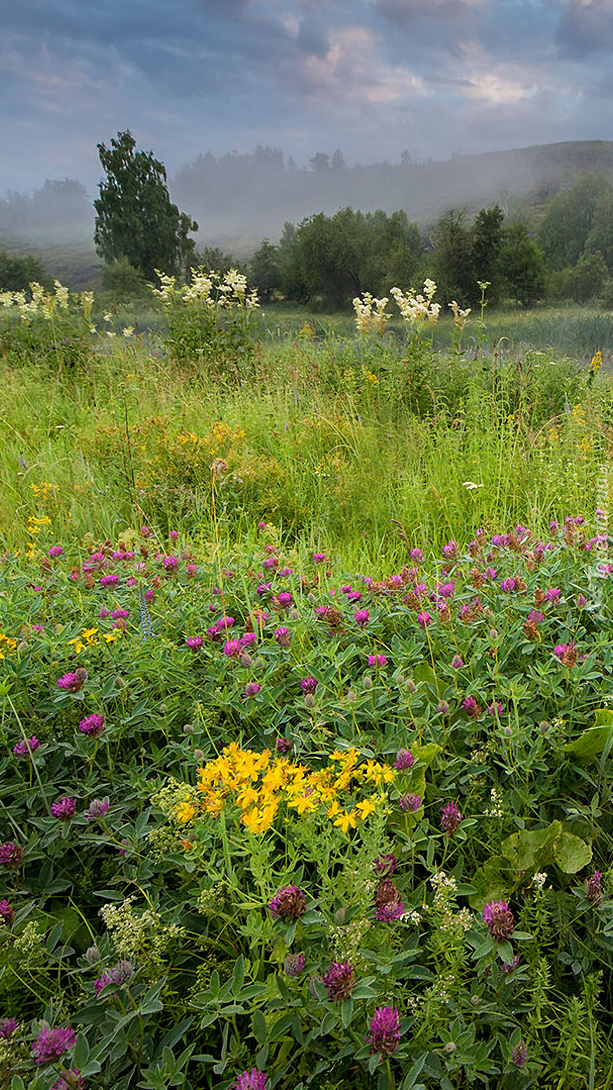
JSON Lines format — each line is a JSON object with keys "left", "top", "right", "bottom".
{"left": 556, "top": 0, "right": 613, "bottom": 58}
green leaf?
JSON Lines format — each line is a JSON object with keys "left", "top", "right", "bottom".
{"left": 232, "top": 955, "right": 245, "bottom": 994}
{"left": 565, "top": 713, "right": 613, "bottom": 760}
{"left": 251, "top": 1008, "right": 267, "bottom": 1046}
{"left": 554, "top": 830, "right": 592, "bottom": 873}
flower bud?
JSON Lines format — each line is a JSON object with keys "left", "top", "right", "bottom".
{"left": 85, "top": 946, "right": 101, "bottom": 964}
{"left": 183, "top": 724, "right": 193, "bottom": 734}
{"left": 17, "top": 641, "right": 28, "bottom": 654}
{"left": 304, "top": 693, "right": 315, "bottom": 708}
{"left": 504, "top": 726, "right": 513, "bottom": 737}
{"left": 193, "top": 748, "right": 205, "bottom": 760}
{"left": 405, "top": 678, "right": 416, "bottom": 693}
{"left": 362, "top": 676, "right": 373, "bottom": 690}
{"left": 539, "top": 720, "right": 551, "bottom": 735}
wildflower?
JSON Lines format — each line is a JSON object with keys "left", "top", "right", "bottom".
{"left": 52, "top": 1068, "right": 85, "bottom": 1090}
{"left": 0, "top": 899, "right": 15, "bottom": 925}
{"left": 0, "top": 1017, "right": 18, "bottom": 1039}
{"left": 411, "top": 547, "right": 423, "bottom": 561}
{"left": 268, "top": 885, "right": 306, "bottom": 921}
{"left": 376, "top": 900, "right": 404, "bottom": 921}
{"left": 94, "top": 972, "right": 113, "bottom": 995}
{"left": 244, "top": 682, "right": 261, "bottom": 698}
{"left": 99, "top": 574, "right": 118, "bottom": 587}
{"left": 48, "top": 545, "right": 63, "bottom": 558}
{"left": 185, "top": 636, "right": 203, "bottom": 650}
{"left": 87, "top": 799, "right": 110, "bottom": 821}
{"left": 284, "top": 952, "right": 305, "bottom": 976}
{"left": 417, "top": 611, "right": 432, "bottom": 627}
{"left": 394, "top": 748, "right": 414, "bottom": 770}
{"left": 483, "top": 900, "right": 514, "bottom": 940}
{"left": 374, "top": 854, "right": 398, "bottom": 875}
{"left": 368, "top": 654, "right": 387, "bottom": 668}
{"left": 276, "top": 592, "right": 292, "bottom": 609}
{"left": 436, "top": 700, "right": 449, "bottom": 714}
{"left": 365, "top": 1005, "right": 401, "bottom": 1057}
{"left": 0, "top": 843, "right": 22, "bottom": 868}
{"left": 400, "top": 792, "right": 422, "bottom": 812}
{"left": 577, "top": 593, "right": 588, "bottom": 608}
{"left": 13, "top": 735, "right": 40, "bottom": 758}
{"left": 440, "top": 802, "right": 463, "bottom": 836}
{"left": 232, "top": 1070, "right": 268, "bottom": 1090}
{"left": 163, "top": 556, "right": 178, "bottom": 573}
{"left": 487, "top": 701, "right": 504, "bottom": 718}
{"left": 503, "top": 955, "right": 520, "bottom": 973}
{"left": 300, "top": 676, "right": 318, "bottom": 694}
{"left": 462, "top": 695, "right": 482, "bottom": 719}
{"left": 223, "top": 640, "right": 242, "bottom": 657}
{"left": 79, "top": 713, "right": 105, "bottom": 737}
{"left": 554, "top": 642, "right": 578, "bottom": 667}
{"left": 511, "top": 1041, "right": 528, "bottom": 1068}
{"left": 50, "top": 797, "right": 77, "bottom": 820}
{"left": 276, "top": 736, "right": 292, "bottom": 754}
{"left": 312, "top": 553, "right": 326, "bottom": 563}
{"left": 354, "top": 609, "right": 369, "bottom": 626}
{"left": 585, "top": 871, "right": 604, "bottom": 906}
{"left": 241, "top": 632, "right": 257, "bottom": 648}
{"left": 545, "top": 587, "right": 561, "bottom": 602}
{"left": 186, "top": 564, "right": 197, "bottom": 577}
{"left": 451, "top": 654, "right": 464, "bottom": 669}
{"left": 57, "top": 668, "right": 87, "bottom": 692}
{"left": 322, "top": 960, "right": 355, "bottom": 1000}
{"left": 31, "top": 1025, "right": 76, "bottom": 1064}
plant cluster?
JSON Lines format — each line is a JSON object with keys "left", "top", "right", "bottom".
{"left": 0, "top": 514, "right": 612, "bottom": 1088}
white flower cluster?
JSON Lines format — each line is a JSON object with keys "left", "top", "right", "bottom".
{"left": 390, "top": 278, "right": 441, "bottom": 328}
{"left": 533, "top": 872, "right": 548, "bottom": 891}
{"left": 484, "top": 787, "right": 504, "bottom": 818}
{"left": 449, "top": 299, "right": 471, "bottom": 331}
{"left": 154, "top": 267, "right": 259, "bottom": 312}
{"left": 352, "top": 292, "right": 389, "bottom": 336}
{"left": 0, "top": 280, "right": 75, "bottom": 322}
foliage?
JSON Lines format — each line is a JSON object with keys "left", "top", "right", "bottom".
{"left": 0, "top": 251, "right": 53, "bottom": 293}
{"left": 99, "top": 258, "right": 152, "bottom": 304}
{"left": 0, "top": 518, "right": 612, "bottom": 1088}
{"left": 0, "top": 279, "right": 96, "bottom": 371}
{"left": 94, "top": 131, "right": 198, "bottom": 281}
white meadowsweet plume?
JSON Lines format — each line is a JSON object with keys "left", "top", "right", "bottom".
{"left": 156, "top": 267, "right": 259, "bottom": 313}
{"left": 449, "top": 300, "right": 471, "bottom": 332}
{"left": 391, "top": 280, "right": 440, "bottom": 330}
{"left": 353, "top": 292, "right": 389, "bottom": 336}
{"left": 54, "top": 280, "right": 69, "bottom": 309}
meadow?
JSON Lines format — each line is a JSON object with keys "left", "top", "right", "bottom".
{"left": 0, "top": 276, "right": 613, "bottom": 1090}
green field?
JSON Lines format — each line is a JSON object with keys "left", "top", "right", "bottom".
{"left": 1, "top": 284, "right": 613, "bottom": 1089}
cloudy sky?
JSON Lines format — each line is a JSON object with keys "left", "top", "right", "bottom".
{"left": 1, "top": 0, "right": 612, "bottom": 193}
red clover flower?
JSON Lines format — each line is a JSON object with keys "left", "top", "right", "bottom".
{"left": 78, "top": 714, "right": 105, "bottom": 737}
{"left": 50, "top": 797, "right": 77, "bottom": 820}
{"left": 365, "top": 1006, "right": 401, "bottom": 1057}
{"left": 31, "top": 1025, "right": 76, "bottom": 1064}
{"left": 322, "top": 960, "right": 355, "bottom": 1000}
{"left": 0, "top": 843, "right": 22, "bottom": 868}
{"left": 13, "top": 736, "right": 40, "bottom": 758}
{"left": 268, "top": 885, "right": 306, "bottom": 921}
{"left": 483, "top": 900, "right": 514, "bottom": 940}
{"left": 394, "top": 749, "right": 414, "bottom": 770}
{"left": 440, "top": 802, "right": 463, "bottom": 836}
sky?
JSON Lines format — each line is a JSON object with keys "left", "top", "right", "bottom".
{"left": 1, "top": 0, "right": 613, "bottom": 194}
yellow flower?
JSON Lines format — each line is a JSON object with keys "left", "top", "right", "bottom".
{"left": 287, "top": 792, "right": 318, "bottom": 815}
{"left": 355, "top": 798, "right": 377, "bottom": 820}
{"left": 176, "top": 801, "right": 196, "bottom": 824}
{"left": 103, "top": 631, "right": 122, "bottom": 643}
{"left": 334, "top": 809, "right": 358, "bottom": 834}
{"left": 590, "top": 350, "right": 602, "bottom": 374}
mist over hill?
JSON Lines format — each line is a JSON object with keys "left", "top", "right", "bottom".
{"left": 3, "top": 140, "right": 613, "bottom": 285}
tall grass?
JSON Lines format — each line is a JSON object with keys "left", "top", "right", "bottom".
{"left": 1, "top": 328, "right": 610, "bottom": 565}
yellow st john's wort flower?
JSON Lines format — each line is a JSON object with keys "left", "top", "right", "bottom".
{"left": 176, "top": 801, "right": 196, "bottom": 824}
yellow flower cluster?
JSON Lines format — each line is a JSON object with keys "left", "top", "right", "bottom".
{"left": 590, "top": 351, "right": 603, "bottom": 375}
{"left": 0, "top": 633, "right": 18, "bottom": 660}
{"left": 27, "top": 515, "right": 52, "bottom": 534}
{"left": 177, "top": 743, "right": 397, "bottom": 836}
{"left": 67, "top": 627, "right": 122, "bottom": 654}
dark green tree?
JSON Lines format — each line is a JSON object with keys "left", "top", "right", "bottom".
{"left": 537, "top": 175, "right": 611, "bottom": 270}
{"left": 249, "top": 241, "right": 281, "bottom": 303}
{"left": 430, "top": 209, "right": 475, "bottom": 306}
{"left": 0, "top": 252, "right": 53, "bottom": 293}
{"left": 501, "top": 224, "right": 546, "bottom": 307}
{"left": 471, "top": 205, "right": 505, "bottom": 303}
{"left": 94, "top": 131, "right": 198, "bottom": 282}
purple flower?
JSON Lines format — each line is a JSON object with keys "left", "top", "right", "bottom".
{"left": 511, "top": 1041, "right": 528, "bottom": 1068}
{"left": 268, "top": 885, "right": 306, "bottom": 921}
{"left": 436, "top": 700, "right": 449, "bottom": 715}
{"left": 451, "top": 655, "right": 464, "bottom": 669}
{"left": 0, "top": 899, "right": 15, "bottom": 925}
{"left": 365, "top": 1006, "right": 401, "bottom": 1057}
{"left": 244, "top": 682, "right": 261, "bottom": 698}
{"left": 87, "top": 799, "right": 110, "bottom": 821}
{"left": 223, "top": 640, "right": 242, "bottom": 657}
{"left": 438, "top": 581, "right": 455, "bottom": 599}
{"left": 400, "top": 792, "right": 422, "bottom": 812}
{"left": 99, "top": 574, "right": 118, "bottom": 587}
{"left": 502, "top": 955, "right": 520, "bottom": 973}
{"left": 394, "top": 749, "right": 414, "bottom": 771}
{"left": 0, "top": 842, "right": 22, "bottom": 868}
{"left": 276, "top": 592, "right": 293, "bottom": 609}
{"left": 577, "top": 593, "right": 588, "bottom": 608}
{"left": 79, "top": 714, "right": 105, "bottom": 737}
{"left": 545, "top": 587, "right": 561, "bottom": 602}
{"left": 31, "top": 1025, "right": 76, "bottom": 1064}
{"left": 0, "top": 1017, "right": 19, "bottom": 1039}
{"left": 374, "top": 854, "right": 398, "bottom": 875}
{"left": 241, "top": 632, "right": 257, "bottom": 648}
{"left": 13, "top": 735, "right": 40, "bottom": 758}
{"left": 354, "top": 609, "right": 370, "bottom": 627}
{"left": 500, "top": 578, "right": 518, "bottom": 593}
{"left": 300, "top": 676, "right": 318, "bottom": 694}
{"left": 585, "top": 871, "right": 604, "bottom": 906}
{"left": 276, "top": 737, "right": 292, "bottom": 754}
{"left": 57, "top": 669, "right": 87, "bottom": 692}
{"left": 462, "top": 695, "right": 482, "bottom": 719}
{"left": 185, "top": 636, "right": 203, "bottom": 650}
{"left": 411, "top": 547, "right": 423, "bottom": 561}
{"left": 233, "top": 1070, "right": 268, "bottom": 1090}
{"left": 274, "top": 626, "right": 291, "bottom": 647}
{"left": 50, "top": 797, "right": 77, "bottom": 820}
{"left": 440, "top": 802, "right": 463, "bottom": 836}
{"left": 94, "top": 972, "right": 113, "bottom": 995}
{"left": 487, "top": 701, "right": 504, "bottom": 718}
{"left": 417, "top": 611, "right": 432, "bottom": 627}
{"left": 322, "top": 960, "right": 355, "bottom": 1000}
{"left": 483, "top": 900, "right": 514, "bottom": 940}
{"left": 312, "top": 553, "right": 326, "bottom": 563}
{"left": 163, "top": 556, "right": 178, "bottom": 572}
{"left": 554, "top": 642, "right": 578, "bottom": 667}
{"left": 53, "top": 1067, "right": 86, "bottom": 1089}
{"left": 367, "top": 654, "right": 387, "bottom": 668}
{"left": 376, "top": 900, "right": 404, "bottom": 921}
{"left": 48, "top": 545, "right": 63, "bottom": 558}
{"left": 442, "top": 540, "right": 458, "bottom": 558}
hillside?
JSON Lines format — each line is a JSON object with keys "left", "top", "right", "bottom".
{"left": 3, "top": 140, "right": 613, "bottom": 287}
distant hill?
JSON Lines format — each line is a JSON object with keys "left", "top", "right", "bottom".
{"left": 4, "top": 140, "right": 613, "bottom": 287}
